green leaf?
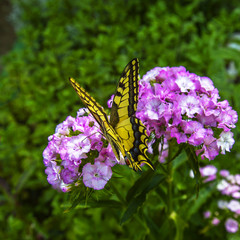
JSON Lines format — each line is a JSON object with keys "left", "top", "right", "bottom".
{"left": 15, "top": 162, "right": 37, "bottom": 193}
{"left": 179, "top": 182, "right": 217, "bottom": 220}
{"left": 121, "top": 174, "right": 165, "bottom": 224}
{"left": 126, "top": 169, "right": 155, "bottom": 202}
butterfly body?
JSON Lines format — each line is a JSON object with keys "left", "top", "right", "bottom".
{"left": 69, "top": 58, "right": 153, "bottom": 171}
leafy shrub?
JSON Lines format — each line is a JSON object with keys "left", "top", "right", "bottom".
{"left": 1, "top": 0, "right": 240, "bottom": 239}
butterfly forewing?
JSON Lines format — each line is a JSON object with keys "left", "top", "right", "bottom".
{"left": 69, "top": 78, "right": 109, "bottom": 128}
{"left": 110, "top": 58, "right": 139, "bottom": 128}
{"left": 69, "top": 77, "right": 126, "bottom": 162}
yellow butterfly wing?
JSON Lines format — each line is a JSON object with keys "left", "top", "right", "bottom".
{"left": 110, "top": 59, "right": 154, "bottom": 171}
{"left": 69, "top": 78, "right": 126, "bottom": 162}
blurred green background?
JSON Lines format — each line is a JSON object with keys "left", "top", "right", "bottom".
{"left": 0, "top": 0, "right": 240, "bottom": 239}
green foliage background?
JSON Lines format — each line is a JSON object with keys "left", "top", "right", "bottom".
{"left": 1, "top": 0, "right": 240, "bottom": 239}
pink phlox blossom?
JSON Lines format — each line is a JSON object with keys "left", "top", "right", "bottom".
{"left": 218, "top": 200, "right": 228, "bottom": 209}
{"left": 74, "top": 115, "right": 103, "bottom": 151}
{"left": 82, "top": 161, "right": 112, "bottom": 190}
{"left": 169, "top": 127, "right": 188, "bottom": 144}
{"left": 219, "top": 170, "right": 230, "bottom": 177}
{"left": 138, "top": 65, "right": 237, "bottom": 161}
{"left": 217, "top": 179, "right": 230, "bottom": 191}
{"left": 60, "top": 168, "right": 79, "bottom": 184}
{"left": 175, "top": 72, "right": 195, "bottom": 92}
{"left": 212, "top": 217, "right": 220, "bottom": 226}
{"left": 107, "top": 94, "right": 114, "bottom": 108}
{"left": 95, "top": 144, "right": 118, "bottom": 167}
{"left": 60, "top": 135, "right": 91, "bottom": 163}
{"left": 235, "top": 175, "right": 240, "bottom": 185}
{"left": 203, "top": 211, "right": 211, "bottom": 219}
{"left": 227, "top": 175, "right": 237, "bottom": 185}
{"left": 43, "top": 140, "right": 58, "bottom": 166}
{"left": 232, "top": 192, "right": 240, "bottom": 199}
{"left": 196, "top": 135, "right": 219, "bottom": 160}
{"left": 198, "top": 76, "right": 215, "bottom": 92}
{"left": 182, "top": 121, "right": 206, "bottom": 146}
{"left": 60, "top": 182, "right": 71, "bottom": 192}
{"left": 45, "top": 161, "right": 61, "bottom": 189}
{"left": 141, "top": 67, "right": 161, "bottom": 82}
{"left": 200, "top": 165, "right": 217, "bottom": 182}
{"left": 144, "top": 96, "right": 165, "bottom": 120}
{"left": 222, "top": 185, "right": 240, "bottom": 196}
{"left": 55, "top": 116, "right": 76, "bottom": 135}
{"left": 200, "top": 165, "right": 217, "bottom": 176}
{"left": 225, "top": 218, "right": 239, "bottom": 233}
{"left": 178, "top": 94, "right": 202, "bottom": 118}
{"left": 77, "top": 108, "right": 89, "bottom": 117}
{"left": 227, "top": 200, "right": 240, "bottom": 213}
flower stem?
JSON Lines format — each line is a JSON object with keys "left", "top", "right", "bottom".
{"left": 167, "top": 141, "right": 173, "bottom": 239}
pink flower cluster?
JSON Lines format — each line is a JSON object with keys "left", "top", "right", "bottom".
{"left": 136, "top": 66, "right": 237, "bottom": 161}
{"left": 43, "top": 109, "right": 115, "bottom": 191}
{"left": 201, "top": 165, "right": 240, "bottom": 233}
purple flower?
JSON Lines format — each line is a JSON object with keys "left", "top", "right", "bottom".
{"left": 43, "top": 63, "right": 238, "bottom": 193}
{"left": 43, "top": 141, "right": 58, "bottom": 166}
{"left": 137, "top": 65, "right": 237, "bottom": 161}
{"left": 227, "top": 175, "right": 237, "bottom": 185}
{"left": 178, "top": 94, "right": 202, "bottom": 118}
{"left": 182, "top": 121, "right": 206, "bottom": 146}
{"left": 218, "top": 200, "right": 228, "bottom": 209}
{"left": 141, "top": 67, "right": 161, "bottom": 82}
{"left": 200, "top": 165, "right": 217, "bottom": 177}
{"left": 60, "top": 182, "right": 71, "bottom": 192}
{"left": 95, "top": 144, "right": 117, "bottom": 167}
{"left": 225, "top": 218, "right": 239, "bottom": 233}
{"left": 200, "top": 165, "right": 217, "bottom": 182}
{"left": 227, "top": 200, "right": 240, "bottom": 213}
{"left": 175, "top": 73, "right": 195, "bottom": 92}
{"left": 212, "top": 217, "right": 220, "bottom": 226}
{"left": 82, "top": 161, "right": 112, "bottom": 190}
{"left": 107, "top": 94, "right": 114, "bottom": 108}
{"left": 61, "top": 135, "right": 91, "bottom": 163}
{"left": 55, "top": 116, "right": 76, "bottom": 135}
{"left": 43, "top": 112, "right": 109, "bottom": 192}
{"left": 77, "top": 108, "right": 89, "bottom": 117}
{"left": 217, "top": 179, "right": 230, "bottom": 191}
{"left": 203, "top": 211, "right": 211, "bottom": 219}
{"left": 220, "top": 170, "right": 230, "bottom": 178}
{"left": 232, "top": 192, "right": 240, "bottom": 199}
{"left": 197, "top": 135, "right": 219, "bottom": 160}
{"left": 73, "top": 115, "right": 103, "bottom": 151}
{"left": 60, "top": 168, "right": 79, "bottom": 184}
{"left": 222, "top": 185, "right": 240, "bottom": 196}
{"left": 45, "top": 161, "right": 61, "bottom": 189}
{"left": 235, "top": 175, "right": 240, "bottom": 185}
